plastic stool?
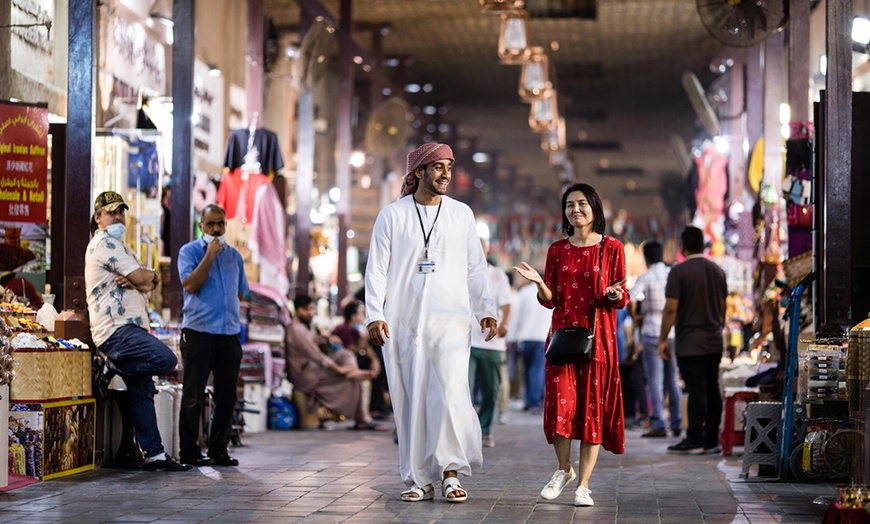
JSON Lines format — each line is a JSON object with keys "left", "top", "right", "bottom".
{"left": 721, "top": 387, "right": 759, "bottom": 456}
{"left": 740, "top": 402, "right": 782, "bottom": 479}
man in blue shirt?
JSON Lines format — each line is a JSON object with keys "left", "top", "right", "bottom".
{"left": 178, "top": 204, "right": 249, "bottom": 466}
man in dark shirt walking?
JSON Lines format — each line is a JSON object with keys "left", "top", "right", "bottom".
{"left": 659, "top": 227, "right": 728, "bottom": 455}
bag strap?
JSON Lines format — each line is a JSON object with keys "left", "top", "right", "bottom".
{"left": 590, "top": 235, "right": 606, "bottom": 336}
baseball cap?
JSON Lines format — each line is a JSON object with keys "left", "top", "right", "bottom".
{"left": 93, "top": 191, "right": 129, "bottom": 213}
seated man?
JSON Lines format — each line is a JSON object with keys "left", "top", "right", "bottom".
{"left": 285, "top": 295, "right": 384, "bottom": 430}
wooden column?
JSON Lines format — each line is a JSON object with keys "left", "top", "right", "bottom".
{"left": 335, "top": 0, "right": 353, "bottom": 303}
{"left": 762, "top": 31, "right": 785, "bottom": 196}
{"left": 294, "top": 9, "right": 315, "bottom": 298}
{"left": 169, "top": 0, "right": 195, "bottom": 319}
{"left": 787, "top": 0, "right": 811, "bottom": 123}
{"left": 818, "top": 0, "right": 852, "bottom": 334}
{"left": 745, "top": 46, "right": 764, "bottom": 155}
{"left": 55, "top": 0, "right": 95, "bottom": 342}
{"left": 246, "top": 0, "right": 264, "bottom": 126}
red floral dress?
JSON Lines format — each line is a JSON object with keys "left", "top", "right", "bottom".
{"left": 538, "top": 236, "right": 629, "bottom": 453}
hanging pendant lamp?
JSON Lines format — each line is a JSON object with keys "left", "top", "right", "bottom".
{"left": 519, "top": 46, "right": 550, "bottom": 100}
{"left": 480, "top": 0, "right": 525, "bottom": 13}
{"left": 498, "top": 11, "right": 529, "bottom": 64}
{"left": 529, "top": 89, "right": 558, "bottom": 132}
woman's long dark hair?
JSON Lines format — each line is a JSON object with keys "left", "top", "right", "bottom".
{"left": 561, "top": 183, "right": 605, "bottom": 236}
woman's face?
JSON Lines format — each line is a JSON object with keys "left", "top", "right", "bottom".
{"left": 565, "top": 190, "right": 594, "bottom": 230}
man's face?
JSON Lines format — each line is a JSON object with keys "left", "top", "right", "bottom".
{"left": 95, "top": 208, "right": 126, "bottom": 230}
{"left": 200, "top": 209, "right": 227, "bottom": 237}
{"left": 416, "top": 159, "right": 452, "bottom": 196}
{"left": 296, "top": 303, "right": 316, "bottom": 325}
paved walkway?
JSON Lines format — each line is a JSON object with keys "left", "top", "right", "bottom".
{"left": 1, "top": 406, "right": 835, "bottom": 523}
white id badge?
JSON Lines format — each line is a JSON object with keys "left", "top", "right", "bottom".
{"left": 417, "top": 258, "right": 435, "bottom": 274}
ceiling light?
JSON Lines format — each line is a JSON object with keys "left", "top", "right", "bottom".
{"left": 541, "top": 117, "right": 565, "bottom": 153}
{"left": 479, "top": 0, "right": 525, "bottom": 13}
{"left": 350, "top": 151, "right": 365, "bottom": 168}
{"left": 498, "top": 11, "right": 528, "bottom": 64}
{"left": 405, "top": 83, "right": 421, "bottom": 93}
{"left": 529, "top": 89, "right": 558, "bottom": 131}
{"left": 423, "top": 105, "right": 437, "bottom": 115}
{"left": 472, "top": 152, "right": 489, "bottom": 163}
{"left": 423, "top": 83, "right": 433, "bottom": 93}
{"left": 519, "top": 47, "right": 550, "bottom": 101}
{"left": 853, "top": 17, "right": 870, "bottom": 45}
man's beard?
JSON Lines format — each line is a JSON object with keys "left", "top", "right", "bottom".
{"left": 300, "top": 317, "right": 312, "bottom": 329}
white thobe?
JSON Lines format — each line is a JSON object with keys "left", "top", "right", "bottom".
{"left": 365, "top": 195, "right": 496, "bottom": 488}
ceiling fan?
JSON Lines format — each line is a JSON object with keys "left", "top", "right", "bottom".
{"left": 681, "top": 71, "right": 721, "bottom": 137}
{"left": 294, "top": 18, "right": 335, "bottom": 94}
{"left": 364, "top": 97, "right": 414, "bottom": 158}
{"left": 696, "top": 0, "right": 783, "bottom": 48}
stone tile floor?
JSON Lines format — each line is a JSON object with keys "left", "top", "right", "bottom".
{"left": 1, "top": 406, "right": 836, "bottom": 523}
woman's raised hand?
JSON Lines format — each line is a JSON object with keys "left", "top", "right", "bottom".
{"left": 513, "top": 262, "right": 542, "bottom": 284}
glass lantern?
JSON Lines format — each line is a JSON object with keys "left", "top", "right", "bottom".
{"left": 498, "top": 11, "right": 528, "bottom": 64}
{"left": 542, "top": 117, "right": 566, "bottom": 153}
{"left": 480, "top": 0, "right": 525, "bottom": 13}
{"left": 519, "top": 46, "right": 550, "bottom": 100}
{"left": 529, "top": 89, "right": 558, "bottom": 132}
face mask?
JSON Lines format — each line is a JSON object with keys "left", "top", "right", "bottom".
{"left": 201, "top": 233, "right": 227, "bottom": 245}
{"left": 105, "top": 223, "right": 126, "bottom": 239}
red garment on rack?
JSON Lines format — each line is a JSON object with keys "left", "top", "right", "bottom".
{"left": 216, "top": 168, "right": 270, "bottom": 223}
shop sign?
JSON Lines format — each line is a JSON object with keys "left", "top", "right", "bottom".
{"left": 0, "top": 103, "right": 48, "bottom": 223}
{"left": 193, "top": 60, "right": 225, "bottom": 167}
{"left": 105, "top": 10, "right": 167, "bottom": 94}
{"left": 10, "top": 0, "right": 55, "bottom": 83}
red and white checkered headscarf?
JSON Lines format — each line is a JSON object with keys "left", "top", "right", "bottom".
{"left": 401, "top": 143, "right": 454, "bottom": 197}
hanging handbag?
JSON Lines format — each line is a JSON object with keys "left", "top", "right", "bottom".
{"left": 545, "top": 237, "right": 605, "bottom": 366}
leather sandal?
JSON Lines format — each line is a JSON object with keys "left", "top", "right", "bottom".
{"left": 441, "top": 476, "right": 467, "bottom": 503}
{"left": 400, "top": 483, "right": 434, "bottom": 501}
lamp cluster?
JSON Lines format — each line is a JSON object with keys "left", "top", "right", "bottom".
{"left": 480, "top": 0, "right": 569, "bottom": 175}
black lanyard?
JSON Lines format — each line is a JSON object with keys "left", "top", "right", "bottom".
{"left": 413, "top": 197, "right": 442, "bottom": 259}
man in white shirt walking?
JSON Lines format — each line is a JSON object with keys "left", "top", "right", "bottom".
{"left": 366, "top": 143, "right": 497, "bottom": 503}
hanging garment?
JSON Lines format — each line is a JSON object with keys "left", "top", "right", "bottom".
{"left": 693, "top": 147, "right": 729, "bottom": 228}
{"left": 216, "top": 168, "right": 270, "bottom": 223}
{"left": 249, "top": 181, "right": 289, "bottom": 297}
{"left": 223, "top": 128, "right": 285, "bottom": 176}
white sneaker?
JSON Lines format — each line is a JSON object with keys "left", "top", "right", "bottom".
{"left": 540, "top": 467, "right": 576, "bottom": 499}
{"left": 574, "top": 485, "right": 594, "bottom": 506}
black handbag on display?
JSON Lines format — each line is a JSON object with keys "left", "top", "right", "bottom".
{"left": 545, "top": 236, "right": 605, "bottom": 366}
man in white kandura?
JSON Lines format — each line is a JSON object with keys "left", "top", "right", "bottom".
{"left": 365, "top": 142, "right": 498, "bottom": 504}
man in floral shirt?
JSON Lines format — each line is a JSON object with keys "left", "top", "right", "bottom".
{"left": 85, "top": 191, "right": 190, "bottom": 472}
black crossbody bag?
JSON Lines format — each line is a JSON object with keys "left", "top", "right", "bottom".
{"left": 545, "top": 237, "right": 605, "bottom": 366}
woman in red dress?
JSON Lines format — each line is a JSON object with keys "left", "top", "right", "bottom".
{"left": 514, "top": 183, "right": 629, "bottom": 507}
